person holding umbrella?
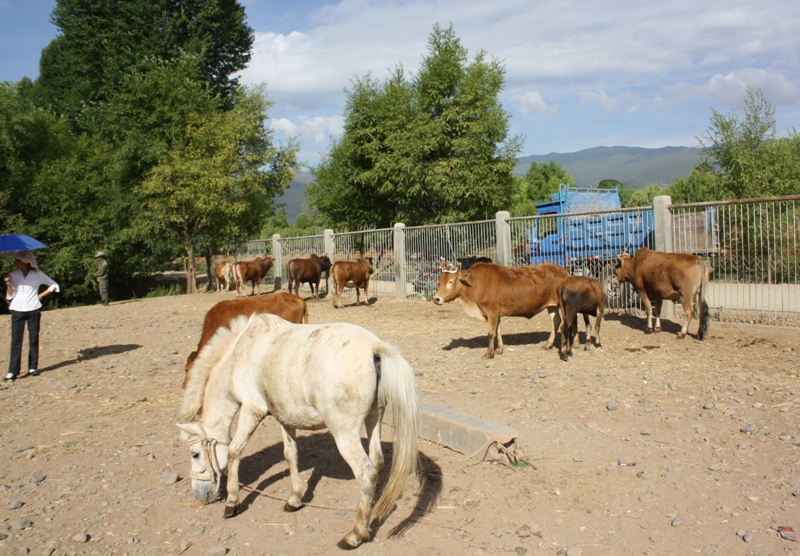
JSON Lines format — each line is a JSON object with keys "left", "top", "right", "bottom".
{"left": 4, "top": 250, "right": 59, "bottom": 381}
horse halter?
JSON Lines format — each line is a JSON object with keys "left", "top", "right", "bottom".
{"left": 187, "top": 424, "right": 230, "bottom": 495}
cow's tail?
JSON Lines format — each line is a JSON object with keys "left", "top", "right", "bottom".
{"left": 697, "top": 259, "right": 710, "bottom": 340}
{"left": 371, "top": 343, "right": 420, "bottom": 522}
{"left": 302, "top": 300, "right": 309, "bottom": 324}
{"left": 233, "top": 264, "right": 242, "bottom": 295}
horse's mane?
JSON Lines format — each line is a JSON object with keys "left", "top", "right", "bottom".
{"left": 177, "top": 313, "right": 292, "bottom": 423}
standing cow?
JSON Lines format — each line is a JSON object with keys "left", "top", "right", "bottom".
{"left": 557, "top": 275, "right": 605, "bottom": 362}
{"left": 183, "top": 292, "right": 308, "bottom": 388}
{"left": 433, "top": 262, "right": 569, "bottom": 358}
{"left": 287, "top": 254, "right": 332, "bottom": 299}
{"left": 614, "top": 248, "right": 709, "bottom": 339}
{"left": 457, "top": 256, "right": 493, "bottom": 270}
{"left": 234, "top": 256, "right": 274, "bottom": 296}
{"left": 214, "top": 261, "right": 234, "bottom": 292}
{"left": 331, "top": 257, "right": 374, "bottom": 308}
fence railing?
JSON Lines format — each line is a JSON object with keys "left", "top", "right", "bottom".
{"left": 230, "top": 194, "right": 799, "bottom": 325}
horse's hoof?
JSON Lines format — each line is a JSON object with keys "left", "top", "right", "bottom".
{"left": 223, "top": 504, "right": 238, "bottom": 518}
{"left": 676, "top": 332, "right": 685, "bottom": 339}
{"left": 337, "top": 532, "right": 363, "bottom": 550}
{"left": 645, "top": 328, "right": 654, "bottom": 334}
{"left": 283, "top": 502, "right": 303, "bottom": 513}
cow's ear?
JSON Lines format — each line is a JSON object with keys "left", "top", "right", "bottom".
{"left": 458, "top": 272, "right": 471, "bottom": 284}
{"left": 614, "top": 257, "right": 622, "bottom": 269}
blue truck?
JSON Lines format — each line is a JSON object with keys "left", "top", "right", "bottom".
{"left": 522, "top": 185, "right": 656, "bottom": 304}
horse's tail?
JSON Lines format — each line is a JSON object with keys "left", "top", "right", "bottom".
{"left": 697, "top": 259, "right": 710, "bottom": 340}
{"left": 371, "top": 344, "right": 420, "bottom": 521}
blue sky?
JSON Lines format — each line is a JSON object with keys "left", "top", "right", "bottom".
{"left": 2, "top": 0, "right": 799, "bottom": 168}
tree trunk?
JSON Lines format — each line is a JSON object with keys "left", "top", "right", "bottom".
{"left": 205, "top": 248, "right": 214, "bottom": 293}
{"left": 185, "top": 244, "right": 197, "bottom": 294}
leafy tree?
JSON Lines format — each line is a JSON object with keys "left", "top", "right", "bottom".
{"left": 309, "top": 24, "right": 521, "bottom": 228}
{"left": 36, "top": 0, "right": 253, "bottom": 119}
{"left": 597, "top": 179, "right": 623, "bottom": 190}
{"left": 509, "top": 160, "right": 575, "bottom": 216}
{"left": 666, "top": 164, "right": 723, "bottom": 203}
{"left": 698, "top": 87, "right": 800, "bottom": 198}
{"left": 624, "top": 184, "right": 665, "bottom": 207}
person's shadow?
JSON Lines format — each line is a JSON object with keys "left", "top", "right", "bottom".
{"left": 35, "top": 344, "right": 142, "bottom": 375}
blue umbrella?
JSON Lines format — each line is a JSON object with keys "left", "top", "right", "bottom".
{"left": 0, "top": 234, "right": 48, "bottom": 253}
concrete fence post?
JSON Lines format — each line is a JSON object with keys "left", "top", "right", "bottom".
{"left": 271, "top": 234, "right": 282, "bottom": 291}
{"left": 393, "top": 223, "right": 406, "bottom": 299}
{"left": 496, "top": 211, "right": 512, "bottom": 266}
{"left": 653, "top": 195, "right": 673, "bottom": 253}
{"left": 324, "top": 229, "right": 335, "bottom": 261}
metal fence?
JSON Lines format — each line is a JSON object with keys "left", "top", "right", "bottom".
{"left": 670, "top": 195, "right": 800, "bottom": 324}
{"left": 404, "top": 220, "right": 496, "bottom": 299}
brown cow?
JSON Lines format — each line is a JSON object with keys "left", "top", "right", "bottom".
{"left": 331, "top": 257, "right": 374, "bottom": 308}
{"left": 557, "top": 275, "right": 605, "bottom": 362}
{"left": 614, "top": 248, "right": 709, "bottom": 339}
{"left": 234, "top": 256, "right": 275, "bottom": 296}
{"left": 214, "top": 261, "right": 234, "bottom": 292}
{"left": 287, "top": 254, "right": 332, "bottom": 299}
{"left": 433, "top": 262, "right": 569, "bottom": 358}
{"left": 182, "top": 292, "right": 308, "bottom": 388}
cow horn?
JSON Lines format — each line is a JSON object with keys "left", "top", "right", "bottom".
{"left": 442, "top": 264, "right": 458, "bottom": 274}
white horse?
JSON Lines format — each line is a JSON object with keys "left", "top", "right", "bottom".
{"left": 177, "top": 313, "right": 421, "bottom": 549}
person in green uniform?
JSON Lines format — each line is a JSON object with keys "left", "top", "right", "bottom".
{"left": 93, "top": 251, "right": 110, "bottom": 306}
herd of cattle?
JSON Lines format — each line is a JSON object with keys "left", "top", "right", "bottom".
{"left": 193, "top": 247, "right": 710, "bottom": 388}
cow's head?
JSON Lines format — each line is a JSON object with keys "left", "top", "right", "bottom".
{"left": 433, "top": 266, "right": 469, "bottom": 305}
{"left": 614, "top": 253, "right": 634, "bottom": 284}
{"left": 362, "top": 257, "right": 374, "bottom": 274}
{"left": 312, "top": 254, "right": 332, "bottom": 272}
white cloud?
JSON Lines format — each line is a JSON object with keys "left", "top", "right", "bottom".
{"left": 269, "top": 118, "right": 298, "bottom": 136}
{"left": 579, "top": 90, "right": 642, "bottom": 116}
{"left": 513, "top": 91, "right": 557, "bottom": 116}
{"left": 673, "top": 69, "right": 800, "bottom": 107}
{"left": 298, "top": 116, "right": 343, "bottom": 144}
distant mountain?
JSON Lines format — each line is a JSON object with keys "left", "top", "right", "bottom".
{"left": 274, "top": 172, "right": 314, "bottom": 223}
{"left": 513, "top": 146, "right": 702, "bottom": 188}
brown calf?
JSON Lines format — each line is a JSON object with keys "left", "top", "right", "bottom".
{"left": 234, "top": 256, "right": 275, "bottom": 296}
{"left": 287, "top": 254, "right": 332, "bottom": 299}
{"left": 614, "top": 248, "right": 709, "bottom": 339}
{"left": 214, "top": 261, "right": 234, "bottom": 292}
{"left": 557, "top": 275, "right": 605, "bottom": 362}
{"left": 433, "top": 262, "right": 569, "bottom": 358}
{"left": 331, "top": 257, "right": 374, "bottom": 308}
{"left": 182, "top": 292, "right": 308, "bottom": 388}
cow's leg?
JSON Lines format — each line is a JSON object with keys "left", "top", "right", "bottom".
{"left": 223, "top": 407, "right": 265, "bottom": 518}
{"left": 677, "top": 294, "right": 694, "bottom": 339}
{"left": 355, "top": 287, "right": 361, "bottom": 305}
{"left": 569, "top": 315, "right": 579, "bottom": 353}
{"left": 280, "top": 426, "right": 305, "bottom": 511}
{"left": 580, "top": 313, "right": 590, "bottom": 348}
{"left": 363, "top": 280, "right": 369, "bottom": 305}
{"left": 559, "top": 311, "right": 569, "bottom": 362}
{"left": 653, "top": 299, "right": 663, "bottom": 332}
{"left": 638, "top": 291, "right": 655, "bottom": 333}
{"left": 334, "top": 284, "right": 344, "bottom": 308}
{"left": 593, "top": 305, "right": 604, "bottom": 348}
{"left": 485, "top": 312, "right": 500, "bottom": 358}
{"left": 543, "top": 306, "right": 559, "bottom": 349}
{"left": 496, "top": 319, "right": 505, "bottom": 354}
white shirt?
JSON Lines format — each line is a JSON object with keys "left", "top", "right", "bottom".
{"left": 6, "top": 269, "right": 59, "bottom": 312}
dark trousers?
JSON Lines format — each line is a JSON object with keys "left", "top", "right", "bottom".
{"left": 8, "top": 309, "right": 41, "bottom": 377}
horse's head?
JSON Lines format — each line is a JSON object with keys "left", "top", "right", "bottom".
{"left": 178, "top": 422, "right": 230, "bottom": 504}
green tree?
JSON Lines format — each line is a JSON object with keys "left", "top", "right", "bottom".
{"left": 309, "top": 24, "right": 521, "bottom": 228}
{"left": 597, "top": 179, "right": 623, "bottom": 190}
{"left": 666, "top": 164, "right": 722, "bottom": 203}
{"left": 136, "top": 83, "right": 298, "bottom": 293}
{"left": 624, "top": 184, "right": 664, "bottom": 207}
{"left": 510, "top": 160, "right": 575, "bottom": 215}
{"left": 36, "top": 0, "right": 253, "bottom": 119}
{"left": 698, "top": 87, "right": 800, "bottom": 198}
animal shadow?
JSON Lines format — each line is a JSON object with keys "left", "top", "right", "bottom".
{"left": 604, "top": 313, "right": 682, "bottom": 334}
{"left": 38, "top": 344, "right": 142, "bottom": 374}
{"left": 442, "top": 331, "right": 552, "bottom": 352}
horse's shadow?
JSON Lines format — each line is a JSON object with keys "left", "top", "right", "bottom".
{"left": 37, "top": 344, "right": 142, "bottom": 375}
{"left": 235, "top": 431, "right": 442, "bottom": 536}
{"left": 442, "top": 331, "right": 552, "bottom": 352}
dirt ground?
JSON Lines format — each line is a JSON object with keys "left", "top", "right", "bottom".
{"left": 1, "top": 285, "right": 799, "bottom": 556}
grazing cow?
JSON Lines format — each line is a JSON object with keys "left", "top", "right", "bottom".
{"left": 214, "top": 261, "right": 234, "bottom": 292}
{"left": 614, "top": 248, "right": 709, "bottom": 339}
{"left": 557, "top": 275, "right": 605, "bottom": 362}
{"left": 287, "top": 254, "right": 332, "bottom": 299}
{"left": 182, "top": 292, "right": 308, "bottom": 388}
{"left": 457, "top": 256, "right": 493, "bottom": 270}
{"left": 331, "top": 257, "right": 374, "bottom": 308}
{"left": 234, "top": 256, "right": 274, "bottom": 296}
{"left": 433, "top": 262, "right": 570, "bottom": 358}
